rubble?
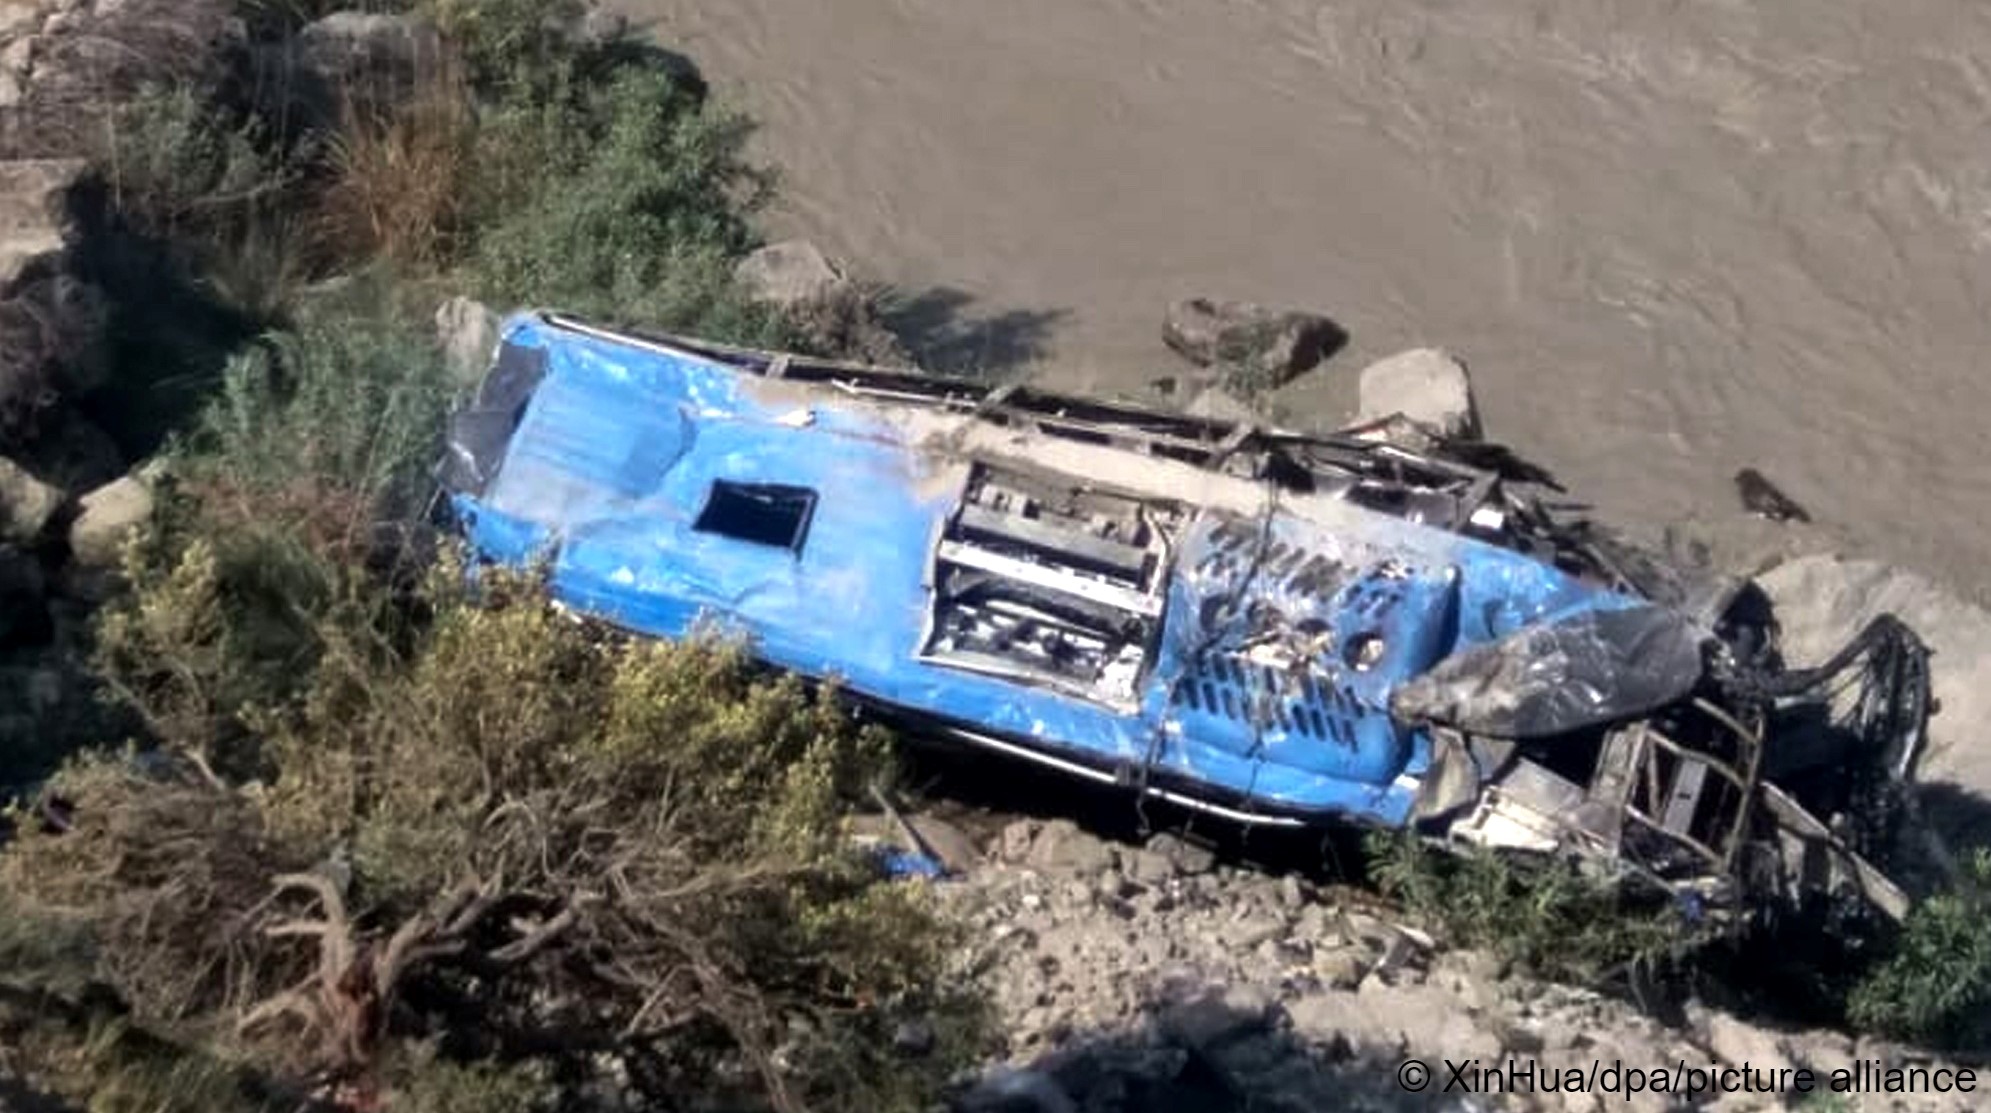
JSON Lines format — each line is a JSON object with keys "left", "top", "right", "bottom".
{"left": 928, "top": 817, "right": 1981, "bottom": 1112}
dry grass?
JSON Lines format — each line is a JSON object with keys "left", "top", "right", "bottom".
{"left": 312, "top": 62, "right": 476, "bottom": 271}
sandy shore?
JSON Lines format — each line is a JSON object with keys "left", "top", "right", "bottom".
{"left": 616, "top": 0, "right": 1991, "bottom": 602}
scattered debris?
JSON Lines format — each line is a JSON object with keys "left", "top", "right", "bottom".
{"left": 1161, "top": 297, "right": 1344, "bottom": 392}
{"left": 1735, "top": 466, "right": 1811, "bottom": 523}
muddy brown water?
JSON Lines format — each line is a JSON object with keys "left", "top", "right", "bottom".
{"left": 616, "top": 0, "right": 1991, "bottom": 604}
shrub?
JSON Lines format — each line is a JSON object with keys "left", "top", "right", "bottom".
{"left": 312, "top": 64, "right": 477, "bottom": 270}
{"left": 17, "top": 565, "right": 980, "bottom": 1110}
{"left": 1847, "top": 848, "right": 1991, "bottom": 1047}
{"left": 1366, "top": 831, "right": 1708, "bottom": 985}
{"left": 464, "top": 63, "right": 794, "bottom": 342}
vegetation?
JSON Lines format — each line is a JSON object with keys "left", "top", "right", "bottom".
{"left": 1847, "top": 848, "right": 1991, "bottom": 1047}
{"left": 1365, "top": 832, "right": 1711, "bottom": 987}
{"left": 0, "top": 2, "right": 979, "bottom": 1109}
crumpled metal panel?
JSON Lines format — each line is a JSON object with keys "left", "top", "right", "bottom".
{"left": 1390, "top": 605, "right": 1708, "bottom": 738}
{"left": 450, "top": 313, "right": 1651, "bottom": 826}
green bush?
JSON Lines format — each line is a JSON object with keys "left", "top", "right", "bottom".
{"left": 1366, "top": 831, "right": 1708, "bottom": 985}
{"left": 464, "top": 64, "right": 794, "bottom": 342}
{"left": 1847, "top": 848, "right": 1991, "bottom": 1047}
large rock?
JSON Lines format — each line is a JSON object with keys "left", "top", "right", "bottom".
{"left": 1354, "top": 347, "right": 1481, "bottom": 440}
{"left": 0, "top": 158, "right": 84, "bottom": 293}
{"left": 293, "top": 11, "right": 448, "bottom": 124}
{"left": 1181, "top": 385, "right": 1254, "bottom": 424}
{"left": 1755, "top": 555, "right": 1991, "bottom": 843}
{"left": 736, "top": 239, "right": 850, "bottom": 309}
{"left": 68, "top": 473, "right": 152, "bottom": 567}
{"left": 0, "top": 454, "right": 58, "bottom": 542}
{"left": 1162, "top": 297, "right": 1343, "bottom": 393}
{"left": 435, "top": 295, "right": 499, "bottom": 388}
{"left": 734, "top": 239, "right": 911, "bottom": 365}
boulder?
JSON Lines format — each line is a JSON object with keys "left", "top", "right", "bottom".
{"left": 68, "top": 473, "right": 152, "bottom": 567}
{"left": 1182, "top": 386, "right": 1255, "bottom": 424}
{"left": 734, "top": 240, "right": 912, "bottom": 364}
{"left": 1161, "top": 297, "right": 1343, "bottom": 393}
{"left": 1691, "top": 1004, "right": 1798, "bottom": 1076}
{"left": 294, "top": 11, "right": 448, "bottom": 124}
{"left": 0, "top": 3, "right": 36, "bottom": 40}
{"left": 1025, "top": 819, "right": 1117, "bottom": 877}
{"left": 1355, "top": 347, "right": 1481, "bottom": 440}
{"left": 0, "top": 454, "right": 58, "bottom": 542}
{"left": 0, "top": 158, "right": 86, "bottom": 293}
{"left": 435, "top": 295, "right": 499, "bottom": 388}
{"left": 735, "top": 239, "right": 850, "bottom": 309}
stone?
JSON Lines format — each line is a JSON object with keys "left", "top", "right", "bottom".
{"left": 68, "top": 474, "right": 152, "bottom": 567}
{"left": 1311, "top": 949, "right": 1370, "bottom": 991}
{"left": 294, "top": 11, "right": 448, "bottom": 123}
{"left": 1695, "top": 1006, "right": 1797, "bottom": 1076}
{"left": 1158, "top": 986, "right": 1276, "bottom": 1051}
{"left": 1161, "top": 297, "right": 1344, "bottom": 392}
{"left": 1025, "top": 819, "right": 1116, "bottom": 876}
{"left": 435, "top": 295, "right": 499, "bottom": 388}
{"left": 0, "top": 34, "right": 31, "bottom": 76}
{"left": 1221, "top": 913, "right": 1289, "bottom": 950}
{"left": 996, "top": 818, "right": 1040, "bottom": 862}
{"left": 1182, "top": 385, "right": 1255, "bottom": 423}
{"left": 0, "top": 455, "right": 60, "bottom": 543}
{"left": 0, "top": 3, "right": 34, "bottom": 38}
{"left": 0, "top": 158, "right": 87, "bottom": 293}
{"left": 1143, "top": 832, "right": 1216, "bottom": 876}
{"left": 1355, "top": 347, "right": 1481, "bottom": 440}
{"left": 736, "top": 239, "right": 850, "bottom": 309}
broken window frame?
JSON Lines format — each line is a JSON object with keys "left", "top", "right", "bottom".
{"left": 692, "top": 480, "right": 819, "bottom": 554}
{"left": 916, "top": 460, "right": 1184, "bottom": 711}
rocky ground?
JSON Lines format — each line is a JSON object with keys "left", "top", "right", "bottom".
{"left": 893, "top": 816, "right": 1976, "bottom": 1113}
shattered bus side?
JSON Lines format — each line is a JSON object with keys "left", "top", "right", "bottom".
{"left": 439, "top": 311, "right": 1931, "bottom": 920}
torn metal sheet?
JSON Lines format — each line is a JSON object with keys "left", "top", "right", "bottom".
{"left": 438, "top": 311, "right": 1932, "bottom": 921}
{"left": 1389, "top": 605, "right": 1708, "bottom": 738}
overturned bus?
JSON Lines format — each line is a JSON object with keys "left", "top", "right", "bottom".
{"left": 438, "top": 312, "right": 1932, "bottom": 920}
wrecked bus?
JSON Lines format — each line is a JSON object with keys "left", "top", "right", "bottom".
{"left": 439, "top": 312, "right": 1931, "bottom": 920}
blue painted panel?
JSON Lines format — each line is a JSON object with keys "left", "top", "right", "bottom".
{"left": 452, "top": 313, "right": 1646, "bottom": 826}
